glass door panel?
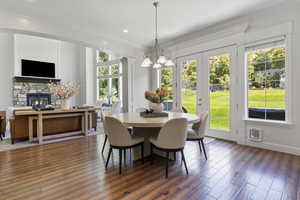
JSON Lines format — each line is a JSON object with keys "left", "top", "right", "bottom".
{"left": 160, "top": 67, "right": 174, "bottom": 111}
{"left": 181, "top": 60, "right": 197, "bottom": 114}
{"left": 208, "top": 53, "right": 231, "bottom": 131}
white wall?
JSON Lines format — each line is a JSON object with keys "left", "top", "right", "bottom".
{"left": 161, "top": 1, "right": 300, "bottom": 155}
{"left": 0, "top": 33, "right": 86, "bottom": 108}
{"left": 14, "top": 34, "right": 60, "bottom": 77}
{"left": 0, "top": 32, "right": 13, "bottom": 110}
{"left": 59, "top": 41, "right": 82, "bottom": 105}
{"left": 131, "top": 57, "right": 152, "bottom": 110}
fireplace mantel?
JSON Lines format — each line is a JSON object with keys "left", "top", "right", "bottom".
{"left": 14, "top": 76, "right": 61, "bottom": 83}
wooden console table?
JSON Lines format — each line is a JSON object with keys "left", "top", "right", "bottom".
{"left": 14, "top": 109, "right": 96, "bottom": 144}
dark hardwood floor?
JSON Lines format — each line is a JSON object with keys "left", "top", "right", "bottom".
{"left": 0, "top": 135, "right": 300, "bottom": 200}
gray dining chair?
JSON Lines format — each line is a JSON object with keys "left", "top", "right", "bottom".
{"left": 149, "top": 118, "right": 188, "bottom": 178}
{"left": 186, "top": 111, "right": 209, "bottom": 160}
{"left": 101, "top": 109, "right": 112, "bottom": 154}
{"left": 104, "top": 116, "right": 145, "bottom": 175}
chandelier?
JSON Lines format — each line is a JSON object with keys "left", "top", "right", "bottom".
{"left": 141, "top": 1, "right": 174, "bottom": 68}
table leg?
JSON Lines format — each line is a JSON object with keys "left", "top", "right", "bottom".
{"left": 38, "top": 113, "right": 43, "bottom": 144}
{"left": 84, "top": 111, "right": 88, "bottom": 136}
{"left": 81, "top": 114, "right": 85, "bottom": 135}
{"left": 28, "top": 117, "right": 33, "bottom": 142}
{"left": 89, "top": 112, "right": 92, "bottom": 132}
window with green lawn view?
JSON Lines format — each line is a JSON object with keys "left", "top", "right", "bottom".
{"left": 246, "top": 41, "right": 286, "bottom": 121}
{"left": 97, "top": 51, "right": 122, "bottom": 105}
{"left": 159, "top": 67, "right": 174, "bottom": 111}
{"left": 181, "top": 60, "right": 197, "bottom": 114}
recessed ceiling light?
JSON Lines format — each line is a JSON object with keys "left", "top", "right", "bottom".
{"left": 123, "top": 29, "right": 128, "bottom": 33}
{"left": 19, "top": 18, "right": 30, "bottom": 25}
{"left": 25, "top": 0, "right": 37, "bottom": 3}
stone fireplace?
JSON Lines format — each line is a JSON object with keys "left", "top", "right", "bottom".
{"left": 13, "top": 77, "right": 60, "bottom": 107}
{"left": 27, "top": 93, "right": 51, "bottom": 106}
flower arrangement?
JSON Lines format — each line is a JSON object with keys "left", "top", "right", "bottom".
{"left": 145, "top": 88, "right": 168, "bottom": 104}
{"left": 48, "top": 82, "right": 80, "bottom": 100}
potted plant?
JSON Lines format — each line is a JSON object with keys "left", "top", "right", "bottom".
{"left": 145, "top": 88, "right": 167, "bottom": 112}
{"left": 48, "top": 82, "right": 80, "bottom": 109}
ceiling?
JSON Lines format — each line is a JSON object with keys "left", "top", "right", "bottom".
{"left": 0, "top": 0, "right": 285, "bottom": 49}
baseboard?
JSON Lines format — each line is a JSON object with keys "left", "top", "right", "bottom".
{"left": 245, "top": 141, "right": 300, "bottom": 155}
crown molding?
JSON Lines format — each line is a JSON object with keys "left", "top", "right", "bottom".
{"left": 162, "top": 23, "right": 249, "bottom": 52}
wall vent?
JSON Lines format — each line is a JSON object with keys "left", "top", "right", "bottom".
{"left": 248, "top": 127, "right": 263, "bottom": 142}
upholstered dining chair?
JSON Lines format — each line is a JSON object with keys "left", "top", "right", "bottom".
{"left": 149, "top": 118, "right": 188, "bottom": 178}
{"left": 104, "top": 116, "right": 144, "bottom": 175}
{"left": 101, "top": 109, "right": 112, "bottom": 154}
{"left": 187, "top": 111, "right": 209, "bottom": 160}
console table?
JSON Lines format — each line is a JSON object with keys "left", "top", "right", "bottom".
{"left": 14, "top": 109, "right": 96, "bottom": 144}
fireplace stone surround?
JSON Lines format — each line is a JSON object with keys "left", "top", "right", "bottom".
{"left": 13, "top": 78, "right": 60, "bottom": 107}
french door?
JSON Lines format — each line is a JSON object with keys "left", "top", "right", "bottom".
{"left": 175, "top": 46, "right": 237, "bottom": 140}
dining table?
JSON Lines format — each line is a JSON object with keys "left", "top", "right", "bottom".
{"left": 112, "top": 112, "right": 200, "bottom": 160}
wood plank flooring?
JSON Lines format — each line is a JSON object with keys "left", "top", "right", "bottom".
{"left": 0, "top": 135, "right": 300, "bottom": 200}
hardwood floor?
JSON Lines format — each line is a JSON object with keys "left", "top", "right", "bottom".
{"left": 0, "top": 135, "right": 300, "bottom": 200}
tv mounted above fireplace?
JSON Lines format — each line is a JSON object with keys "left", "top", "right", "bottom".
{"left": 21, "top": 59, "right": 55, "bottom": 78}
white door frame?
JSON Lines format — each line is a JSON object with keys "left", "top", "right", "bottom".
{"left": 176, "top": 54, "right": 201, "bottom": 113}
{"left": 202, "top": 46, "right": 238, "bottom": 141}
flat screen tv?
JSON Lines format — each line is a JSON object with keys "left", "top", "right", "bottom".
{"left": 21, "top": 59, "right": 55, "bottom": 78}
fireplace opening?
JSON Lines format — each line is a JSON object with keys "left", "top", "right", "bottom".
{"left": 27, "top": 93, "right": 51, "bottom": 107}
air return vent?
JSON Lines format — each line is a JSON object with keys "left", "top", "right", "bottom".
{"left": 248, "top": 127, "right": 263, "bottom": 142}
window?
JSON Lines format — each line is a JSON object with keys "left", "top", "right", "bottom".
{"left": 158, "top": 66, "right": 174, "bottom": 110}
{"left": 246, "top": 39, "right": 286, "bottom": 121}
{"left": 96, "top": 51, "right": 122, "bottom": 105}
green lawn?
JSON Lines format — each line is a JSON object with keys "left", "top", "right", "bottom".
{"left": 181, "top": 89, "right": 285, "bottom": 131}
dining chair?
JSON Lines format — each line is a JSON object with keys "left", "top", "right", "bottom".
{"left": 149, "top": 118, "right": 188, "bottom": 178}
{"left": 186, "top": 111, "right": 209, "bottom": 160}
{"left": 101, "top": 109, "right": 112, "bottom": 154}
{"left": 104, "top": 116, "right": 144, "bottom": 175}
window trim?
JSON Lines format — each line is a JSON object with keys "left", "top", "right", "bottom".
{"left": 96, "top": 59, "right": 123, "bottom": 105}
{"left": 244, "top": 36, "right": 291, "bottom": 123}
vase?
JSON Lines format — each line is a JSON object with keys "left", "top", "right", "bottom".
{"left": 61, "top": 99, "right": 71, "bottom": 109}
{"left": 149, "top": 102, "right": 164, "bottom": 113}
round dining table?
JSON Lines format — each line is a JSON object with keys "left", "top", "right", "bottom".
{"left": 112, "top": 112, "right": 200, "bottom": 160}
{"left": 113, "top": 112, "right": 200, "bottom": 128}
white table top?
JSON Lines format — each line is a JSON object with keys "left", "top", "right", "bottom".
{"left": 113, "top": 112, "right": 200, "bottom": 127}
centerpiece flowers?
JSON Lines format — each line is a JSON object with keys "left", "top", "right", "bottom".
{"left": 145, "top": 88, "right": 167, "bottom": 112}
{"left": 48, "top": 82, "right": 80, "bottom": 109}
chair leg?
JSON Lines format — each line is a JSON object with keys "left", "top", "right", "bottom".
{"left": 198, "top": 140, "right": 202, "bottom": 152}
{"left": 200, "top": 139, "right": 207, "bottom": 160}
{"left": 119, "top": 149, "right": 122, "bottom": 175}
{"left": 166, "top": 152, "right": 169, "bottom": 178}
{"left": 174, "top": 152, "right": 176, "bottom": 161}
{"left": 141, "top": 143, "right": 144, "bottom": 164}
{"left": 101, "top": 135, "right": 108, "bottom": 154}
{"left": 181, "top": 149, "right": 189, "bottom": 175}
{"left": 105, "top": 146, "right": 112, "bottom": 169}
{"left": 124, "top": 149, "right": 127, "bottom": 167}
{"left": 150, "top": 144, "right": 153, "bottom": 164}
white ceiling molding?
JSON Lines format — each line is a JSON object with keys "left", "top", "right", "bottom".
{"left": 243, "top": 22, "right": 293, "bottom": 45}
{"left": 167, "top": 24, "right": 248, "bottom": 58}
{"left": 163, "top": 23, "right": 249, "bottom": 51}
